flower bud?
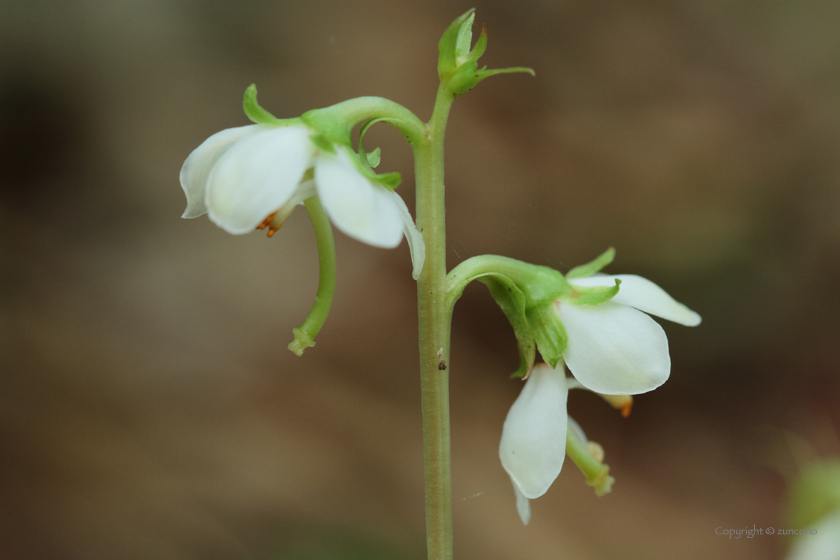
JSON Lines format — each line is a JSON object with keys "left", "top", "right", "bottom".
{"left": 437, "top": 9, "right": 534, "bottom": 98}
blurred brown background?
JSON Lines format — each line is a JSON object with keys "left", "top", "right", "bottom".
{"left": 1, "top": 0, "right": 839, "bottom": 559}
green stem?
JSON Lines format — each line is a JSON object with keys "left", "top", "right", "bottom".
{"left": 565, "top": 425, "right": 614, "bottom": 497}
{"left": 301, "top": 97, "right": 426, "bottom": 147}
{"left": 288, "top": 196, "right": 337, "bottom": 356}
{"left": 414, "top": 83, "right": 455, "bottom": 560}
{"left": 446, "top": 254, "right": 569, "bottom": 311}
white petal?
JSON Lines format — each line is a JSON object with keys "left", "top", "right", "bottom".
{"left": 558, "top": 301, "right": 670, "bottom": 395}
{"left": 314, "top": 149, "right": 403, "bottom": 248}
{"left": 570, "top": 274, "right": 701, "bottom": 327}
{"left": 388, "top": 191, "right": 426, "bottom": 279}
{"left": 205, "top": 125, "right": 314, "bottom": 234}
{"left": 511, "top": 478, "right": 532, "bottom": 525}
{"left": 499, "top": 363, "right": 568, "bottom": 500}
{"left": 787, "top": 511, "right": 840, "bottom": 560}
{"left": 271, "top": 180, "right": 317, "bottom": 227}
{"left": 180, "top": 125, "right": 257, "bottom": 219}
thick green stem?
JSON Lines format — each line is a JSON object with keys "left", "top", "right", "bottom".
{"left": 415, "top": 84, "right": 455, "bottom": 560}
{"left": 288, "top": 196, "right": 337, "bottom": 356}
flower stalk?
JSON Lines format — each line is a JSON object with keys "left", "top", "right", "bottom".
{"left": 302, "top": 97, "right": 426, "bottom": 147}
{"left": 414, "top": 83, "right": 455, "bottom": 560}
{"left": 288, "top": 196, "right": 337, "bottom": 356}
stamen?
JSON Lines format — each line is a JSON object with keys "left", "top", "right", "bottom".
{"left": 256, "top": 212, "right": 277, "bottom": 231}
{"left": 266, "top": 224, "right": 281, "bottom": 238}
{"left": 598, "top": 393, "right": 633, "bottom": 417}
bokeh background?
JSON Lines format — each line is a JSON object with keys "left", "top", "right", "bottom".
{"left": 2, "top": 1, "right": 839, "bottom": 558}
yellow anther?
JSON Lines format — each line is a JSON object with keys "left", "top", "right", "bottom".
{"left": 598, "top": 393, "right": 633, "bottom": 418}
{"left": 256, "top": 211, "right": 277, "bottom": 231}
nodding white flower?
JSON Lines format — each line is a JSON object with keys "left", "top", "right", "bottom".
{"left": 500, "top": 275, "right": 700, "bottom": 524}
{"left": 180, "top": 124, "right": 425, "bottom": 277}
{"left": 499, "top": 363, "right": 616, "bottom": 525}
{"left": 556, "top": 273, "right": 701, "bottom": 395}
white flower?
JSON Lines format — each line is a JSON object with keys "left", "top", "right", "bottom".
{"left": 499, "top": 275, "right": 700, "bottom": 523}
{"left": 557, "top": 273, "right": 701, "bottom": 395}
{"left": 180, "top": 124, "right": 425, "bottom": 277}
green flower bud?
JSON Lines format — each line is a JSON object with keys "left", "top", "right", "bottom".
{"left": 437, "top": 10, "right": 534, "bottom": 98}
{"left": 437, "top": 10, "right": 477, "bottom": 82}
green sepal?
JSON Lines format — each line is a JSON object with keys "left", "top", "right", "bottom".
{"left": 364, "top": 147, "right": 381, "bottom": 169}
{"left": 526, "top": 304, "right": 568, "bottom": 368}
{"left": 301, "top": 108, "right": 353, "bottom": 146}
{"left": 566, "top": 247, "right": 616, "bottom": 279}
{"left": 480, "top": 275, "right": 536, "bottom": 379}
{"left": 558, "top": 279, "right": 621, "bottom": 306}
{"left": 788, "top": 460, "right": 840, "bottom": 528}
{"left": 243, "top": 84, "right": 283, "bottom": 125}
{"left": 464, "top": 27, "right": 487, "bottom": 64}
{"left": 369, "top": 170, "right": 401, "bottom": 190}
{"left": 339, "top": 145, "right": 401, "bottom": 191}
{"left": 438, "top": 9, "right": 476, "bottom": 81}
{"left": 454, "top": 12, "right": 475, "bottom": 64}
{"left": 358, "top": 118, "right": 386, "bottom": 169}
{"left": 355, "top": 157, "right": 402, "bottom": 190}
{"left": 308, "top": 132, "right": 336, "bottom": 154}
